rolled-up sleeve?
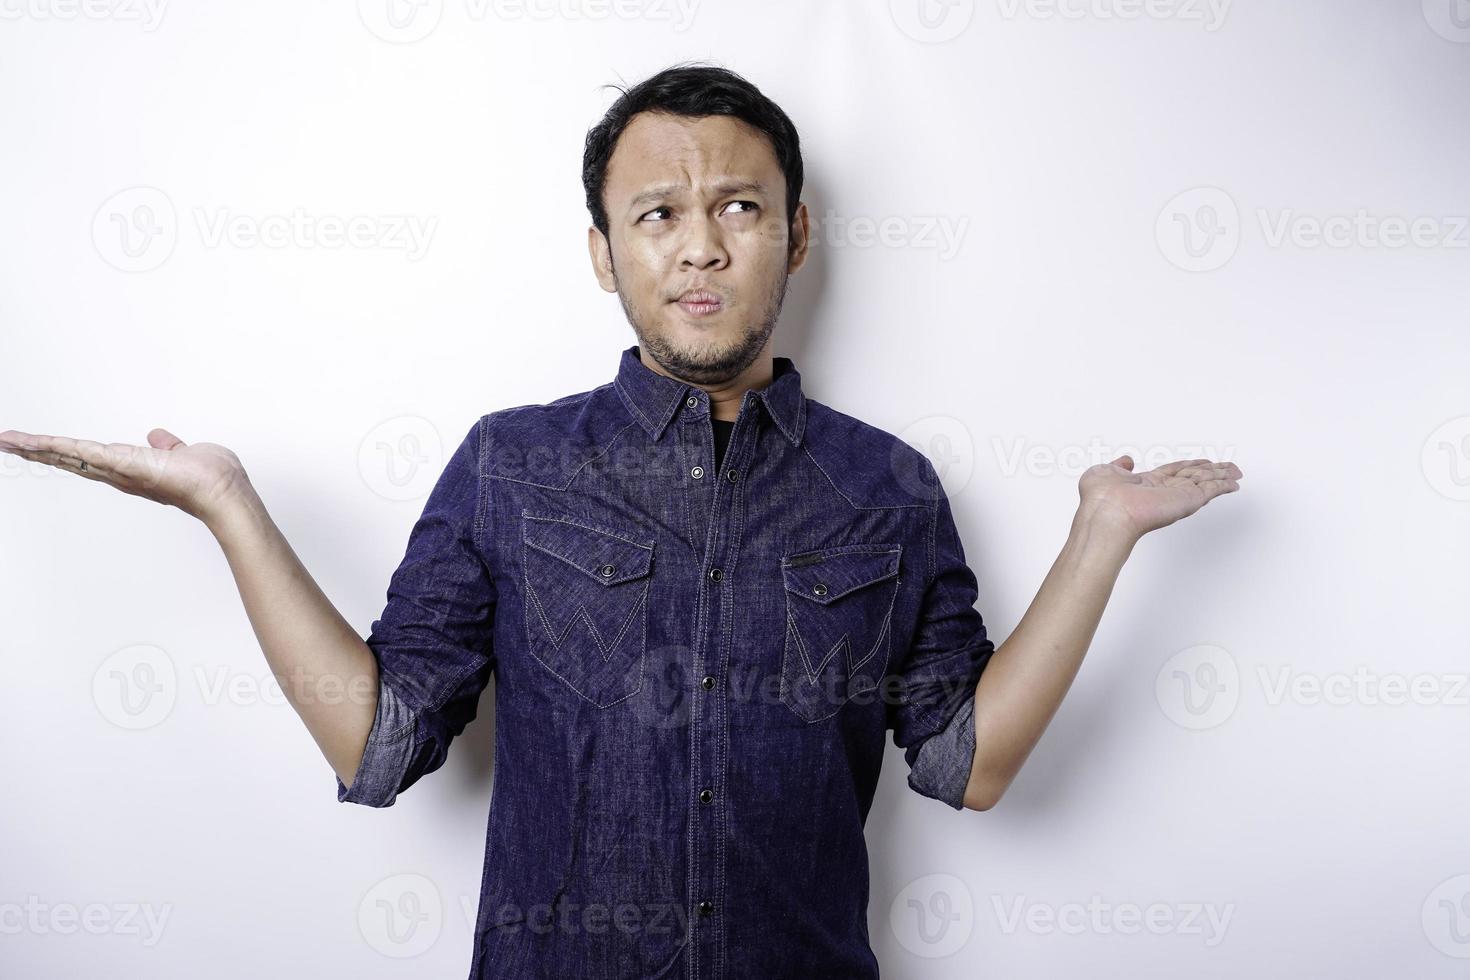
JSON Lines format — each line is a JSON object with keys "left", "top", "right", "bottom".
{"left": 336, "top": 416, "right": 497, "bottom": 808}
{"left": 888, "top": 455, "right": 996, "bottom": 810}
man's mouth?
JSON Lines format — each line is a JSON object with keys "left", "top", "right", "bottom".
{"left": 673, "top": 290, "right": 724, "bottom": 316}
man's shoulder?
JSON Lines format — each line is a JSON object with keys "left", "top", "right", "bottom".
{"left": 476, "top": 381, "right": 631, "bottom": 485}
{"left": 481, "top": 381, "right": 614, "bottom": 430}
{"left": 801, "top": 397, "right": 936, "bottom": 511}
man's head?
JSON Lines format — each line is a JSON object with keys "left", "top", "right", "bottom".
{"left": 584, "top": 63, "right": 809, "bottom": 386}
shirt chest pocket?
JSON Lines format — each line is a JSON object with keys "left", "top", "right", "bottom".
{"left": 779, "top": 543, "right": 902, "bottom": 723}
{"left": 521, "top": 512, "right": 655, "bottom": 708}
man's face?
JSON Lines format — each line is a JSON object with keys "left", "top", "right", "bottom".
{"left": 589, "top": 111, "right": 809, "bottom": 385}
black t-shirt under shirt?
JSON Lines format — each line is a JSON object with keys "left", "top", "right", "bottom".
{"left": 712, "top": 417, "right": 734, "bottom": 472}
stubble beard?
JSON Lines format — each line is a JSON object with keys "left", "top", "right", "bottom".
{"left": 613, "top": 253, "right": 790, "bottom": 387}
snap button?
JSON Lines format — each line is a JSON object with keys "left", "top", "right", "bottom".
{"left": 698, "top": 788, "right": 713, "bottom": 804}
{"left": 600, "top": 564, "right": 616, "bottom": 578}
{"left": 700, "top": 675, "right": 715, "bottom": 690}
{"left": 686, "top": 395, "right": 698, "bottom": 408}
{"left": 725, "top": 468, "right": 738, "bottom": 482}
{"left": 812, "top": 582, "right": 827, "bottom": 596}
{"left": 708, "top": 567, "right": 722, "bottom": 582}
{"left": 697, "top": 900, "right": 713, "bottom": 917}
{"left": 691, "top": 465, "right": 704, "bottom": 479}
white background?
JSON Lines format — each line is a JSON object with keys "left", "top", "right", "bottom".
{"left": 3, "top": 1, "right": 1469, "bottom": 977}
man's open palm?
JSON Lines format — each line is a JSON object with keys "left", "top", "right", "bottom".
{"left": 0, "top": 427, "right": 248, "bottom": 525}
{"left": 1080, "top": 455, "right": 1244, "bottom": 539}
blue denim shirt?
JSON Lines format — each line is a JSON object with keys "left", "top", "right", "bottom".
{"left": 338, "top": 344, "right": 996, "bottom": 979}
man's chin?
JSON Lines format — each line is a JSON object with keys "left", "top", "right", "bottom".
{"left": 641, "top": 328, "right": 752, "bottom": 381}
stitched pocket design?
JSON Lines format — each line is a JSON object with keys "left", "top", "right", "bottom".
{"left": 522, "top": 512, "right": 655, "bottom": 708}
{"left": 779, "top": 543, "right": 902, "bottom": 723}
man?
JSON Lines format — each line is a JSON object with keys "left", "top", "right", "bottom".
{"left": 0, "top": 63, "right": 1242, "bottom": 979}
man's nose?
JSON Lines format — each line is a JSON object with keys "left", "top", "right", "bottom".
{"left": 678, "top": 211, "right": 728, "bottom": 269}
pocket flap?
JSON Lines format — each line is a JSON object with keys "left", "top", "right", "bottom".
{"left": 522, "top": 513, "right": 654, "bottom": 586}
{"left": 781, "top": 545, "right": 901, "bottom": 605}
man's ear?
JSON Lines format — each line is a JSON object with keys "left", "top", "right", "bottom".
{"left": 588, "top": 225, "right": 617, "bottom": 293}
{"left": 786, "top": 201, "right": 811, "bottom": 275}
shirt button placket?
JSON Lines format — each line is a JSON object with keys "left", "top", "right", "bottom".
{"left": 688, "top": 386, "right": 734, "bottom": 975}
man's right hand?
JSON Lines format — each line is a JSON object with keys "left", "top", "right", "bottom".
{"left": 0, "top": 427, "right": 253, "bottom": 529}
{"left": 1, "top": 423, "right": 383, "bottom": 791}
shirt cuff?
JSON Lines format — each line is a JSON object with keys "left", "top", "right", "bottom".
{"left": 336, "top": 677, "right": 417, "bottom": 808}
{"left": 905, "top": 693, "right": 977, "bottom": 810}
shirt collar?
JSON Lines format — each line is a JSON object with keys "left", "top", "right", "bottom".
{"left": 613, "top": 343, "right": 807, "bottom": 448}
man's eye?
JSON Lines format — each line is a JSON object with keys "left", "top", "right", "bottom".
{"left": 724, "top": 200, "right": 759, "bottom": 214}
{"left": 640, "top": 207, "right": 672, "bottom": 222}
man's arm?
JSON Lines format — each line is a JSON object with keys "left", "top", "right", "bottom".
{"left": 0, "top": 423, "right": 491, "bottom": 798}
{"left": 208, "top": 492, "right": 381, "bottom": 789}
{"left": 961, "top": 454, "right": 1243, "bottom": 810}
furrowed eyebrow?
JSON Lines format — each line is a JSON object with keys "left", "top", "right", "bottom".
{"left": 628, "top": 178, "right": 769, "bottom": 212}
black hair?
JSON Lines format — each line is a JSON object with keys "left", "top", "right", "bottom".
{"left": 581, "top": 62, "right": 804, "bottom": 243}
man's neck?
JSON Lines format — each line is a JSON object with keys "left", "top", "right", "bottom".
{"left": 640, "top": 350, "right": 774, "bottom": 423}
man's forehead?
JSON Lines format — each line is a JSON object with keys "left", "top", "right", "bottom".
{"left": 606, "top": 113, "right": 779, "bottom": 198}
